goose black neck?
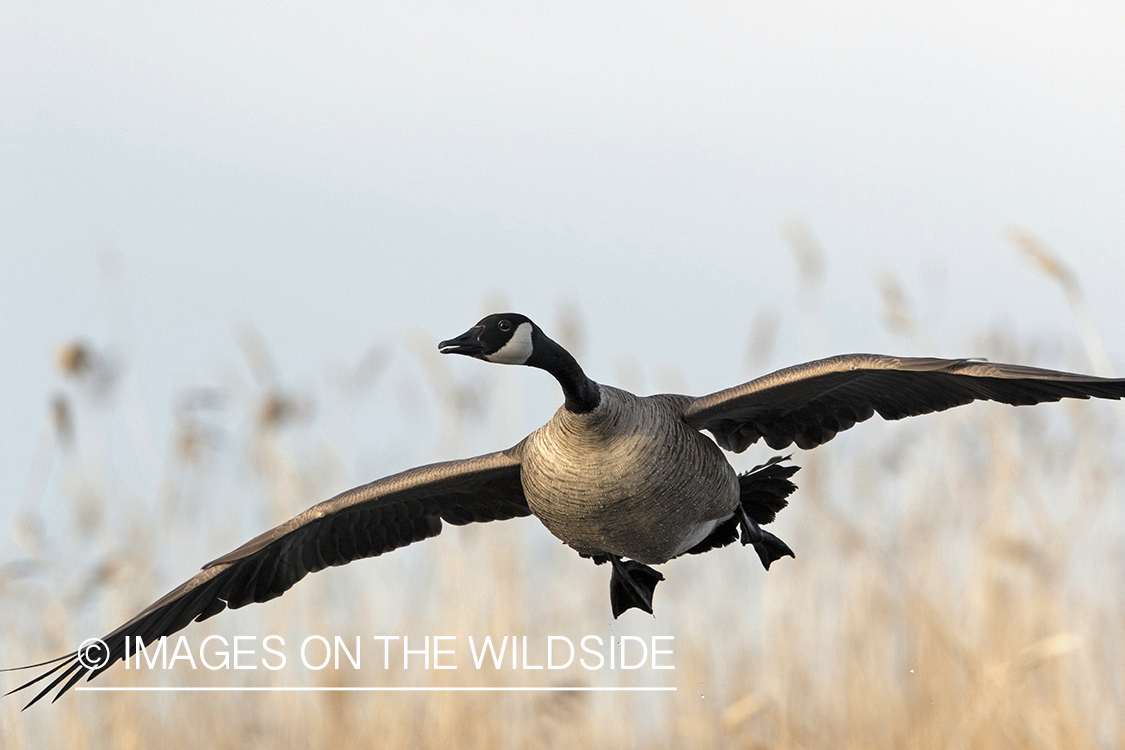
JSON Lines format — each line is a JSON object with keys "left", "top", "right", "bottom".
{"left": 528, "top": 331, "right": 601, "bottom": 413}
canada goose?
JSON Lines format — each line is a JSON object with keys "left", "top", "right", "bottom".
{"left": 7, "top": 311, "right": 1125, "bottom": 707}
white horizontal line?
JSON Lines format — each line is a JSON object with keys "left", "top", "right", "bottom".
{"left": 75, "top": 686, "right": 676, "bottom": 693}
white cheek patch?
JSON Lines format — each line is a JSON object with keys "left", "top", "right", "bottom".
{"left": 485, "top": 322, "right": 534, "bottom": 364}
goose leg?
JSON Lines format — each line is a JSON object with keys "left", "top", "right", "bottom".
{"left": 608, "top": 556, "right": 664, "bottom": 618}
{"left": 736, "top": 506, "right": 795, "bottom": 570}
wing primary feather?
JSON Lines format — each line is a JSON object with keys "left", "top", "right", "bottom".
{"left": 33, "top": 662, "right": 83, "bottom": 708}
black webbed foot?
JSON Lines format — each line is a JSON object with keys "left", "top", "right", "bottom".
{"left": 608, "top": 556, "right": 664, "bottom": 618}
{"left": 737, "top": 505, "right": 795, "bottom": 570}
{"left": 752, "top": 529, "right": 794, "bottom": 570}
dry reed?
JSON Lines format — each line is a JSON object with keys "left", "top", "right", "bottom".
{"left": 2, "top": 303, "right": 1123, "bottom": 750}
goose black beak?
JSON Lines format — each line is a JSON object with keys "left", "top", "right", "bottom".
{"left": 438, "top": 327, "right": 485, "bottom": 356}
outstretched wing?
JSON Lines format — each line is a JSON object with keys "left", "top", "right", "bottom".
{"left": 683, "top": 354, "right": 1125, "bottom": 452}
{"left": 5, "top": 444, "right": 529, "bottom": 707}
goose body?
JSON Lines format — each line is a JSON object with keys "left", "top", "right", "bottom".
{"left": 521, "top": 387, "right": 737, "bottom": 564}
{"left": 8, "top": 311, "right": 1125, "bottom": 707}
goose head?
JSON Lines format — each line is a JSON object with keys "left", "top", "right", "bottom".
{"left": 438, "top": 313, "right": 537, "bottom": 365}
{"left": 439, "top": 313, "right": 601, "bottom": 413}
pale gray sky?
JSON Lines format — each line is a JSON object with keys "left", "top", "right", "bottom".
{"left": 2, "top": 1, "right": 1124, "bottom": 534}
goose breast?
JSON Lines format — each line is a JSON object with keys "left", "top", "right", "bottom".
{"left": 520, "top": 386, "right": 739, "bottom": 564}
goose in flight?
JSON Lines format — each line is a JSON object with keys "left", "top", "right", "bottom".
{"left": 7, "top": 312, "right": 1125, "bottom": 707}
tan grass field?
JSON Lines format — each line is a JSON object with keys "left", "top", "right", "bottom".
{"left": 2, "top": 304, "right": 1123, "bottom": 749}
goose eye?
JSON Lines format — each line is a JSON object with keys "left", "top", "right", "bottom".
{"left": 498, "top": 320, "right": 512, "bottom": 332}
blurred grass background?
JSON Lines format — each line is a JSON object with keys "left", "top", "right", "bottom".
{"left": 2, "top": 234, "right": 1124, "bottom": 749}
